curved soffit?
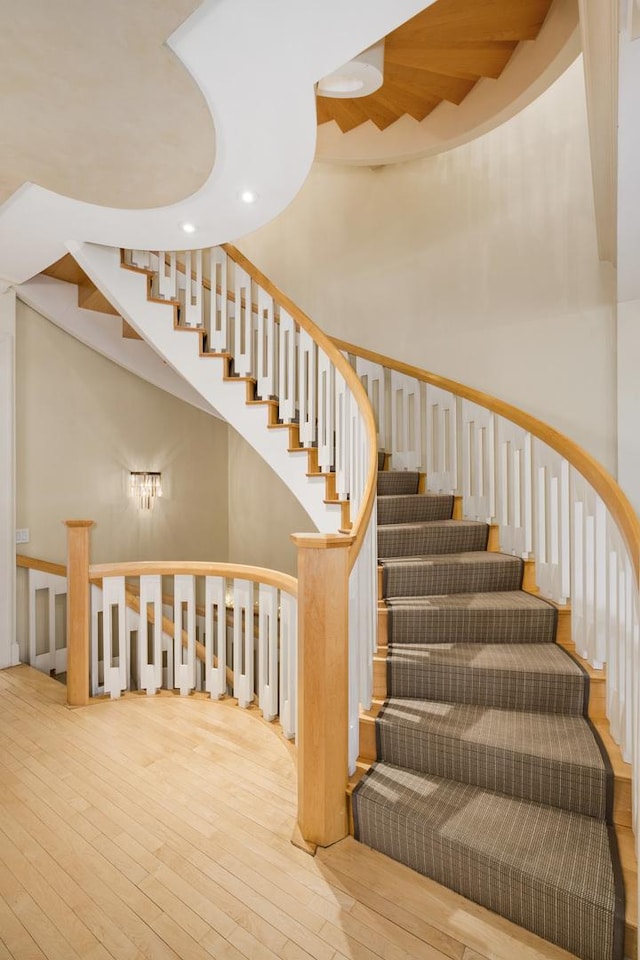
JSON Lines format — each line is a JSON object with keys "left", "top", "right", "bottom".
{"left": 316, "top": 0, "right": 580, "bottom": 165}
{"left": 0, "top": 0, "right": 440, "bottom": 286}
{"left": 0, "top": 0, "right": 214, "bottom": 209}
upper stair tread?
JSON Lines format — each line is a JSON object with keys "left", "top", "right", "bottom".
{"left": 387, "top": 590, "right": 553, "bottom": 612}
{"left": 390, "top": 642, "right": 584, "bottom": 676}
{"left": 379, "top": 698, "right": 605, "bottom": 769}
{"left": 388, "top": 643, "right": 587, "bottom": 714}
{"left": 382, "top": 550, "right": 521, "bottom": 568}
{"left": 386, "top": 590, "right": 557, "bottom": 644}
{"left": 379, "top": 520, "right": 489, "bottom": 559}
{"left": 377, "top": 471, "right": 421, "bottom": 496}
{"left": 377, "top": 493, "right": 453, "bottom": 525}
{"left": 383, "top": 551, "right": 523, "bottom": 597}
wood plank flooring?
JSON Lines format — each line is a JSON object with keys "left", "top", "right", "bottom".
{"left": 0, "top": 665, "right": 580, "bottom": 960}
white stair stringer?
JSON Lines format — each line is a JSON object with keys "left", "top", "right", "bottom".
{"left": 68, "top": 241, "right": 339, "bottom": 533}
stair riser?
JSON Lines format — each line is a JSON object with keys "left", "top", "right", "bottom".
{"left": 377, "top": 724, "right": 608, "bottom": 819}
{"left": 377, "top": 473, "right": 420, "bottom": 496}
{"left": 388, "top": 662, "right": 587, "bottom": 715}
{"left": 379, "top": 525, "right": 489, "bottom": 559}
{"left": 383, "top": 559, "right": 522, "bottom": 598}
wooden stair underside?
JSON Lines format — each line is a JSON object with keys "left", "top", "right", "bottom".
{"left": 316, "top": 0, "right": 554, "bottom": 133}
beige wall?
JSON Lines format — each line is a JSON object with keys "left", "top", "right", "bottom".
{"left": 227, "top": 430, "right": 316, "bottom": 577}
{"left": 16, "top": 301, "right": 229, "bottom": 566}
{"left": 238, "top": 59, "right": 617, "bottom": 473}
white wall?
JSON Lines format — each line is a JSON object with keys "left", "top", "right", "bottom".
{"left": 239, "top": 59, "right": 617, "bottom": 473}
{"left": 227, "top": 430, "right": 316, "bottom": 577}
{"left": 16, "top": 301, "right": 229, "bottom": 566}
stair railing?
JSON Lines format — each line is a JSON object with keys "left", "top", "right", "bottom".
{"left": 16, "top": 554, "right": 68, "bottom": 677}
{"left": 336, "top": 337, "right": 640, "bottom": 844}
{"left": 74, "top": 246, "right": 377, "bottom": 847}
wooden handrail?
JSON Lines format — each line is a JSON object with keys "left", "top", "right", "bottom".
{"left": 223, "top": 244, "right": 379, "bottom": 568}
{"left": 332, "top": 336, "right": 640, "bottom": 583}
{"left": 16, "top": 554, "right": 67, "bottom": 578}
{"left": 89, "top": 560, "right": 298, "bottom": 597}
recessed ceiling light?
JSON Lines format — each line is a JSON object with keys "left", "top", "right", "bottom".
{"left": 181, "top": 222, "right": 196, "bottom": 234}
{"left": 240, "top": 190, "right": 258, "bottom": 204}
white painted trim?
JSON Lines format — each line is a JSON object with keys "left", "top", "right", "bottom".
{"left": 578, "top": 0, "right": 619, "bottom": 263}
{"left": 16, "top": 275, "right": 222, "bottom": 420}
{"left": 0, "top": 291, "right": 18, "bottom": 668}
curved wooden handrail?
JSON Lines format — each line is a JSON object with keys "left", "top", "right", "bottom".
{"left": 89, "top": 560, "right": 298, "bottom": 597}
{"left": 16, "top": 554, "right": 67, "bottom": 578}
{"left": 332, "top": 336, "right": 640, "bottom": 582}
{"left": 224, "top": 244, "right": 378, "bottom": 570}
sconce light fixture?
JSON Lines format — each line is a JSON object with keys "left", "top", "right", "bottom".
{"left": 130, "top": 471, "right": 162, "bottom": 511}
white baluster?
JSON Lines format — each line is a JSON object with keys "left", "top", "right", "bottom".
{"left": 317, "top": 349, "right": 335, "bottom": 473}
{"left": 256, "top": 286, "right": 276, "bottom": 399}
{"left": 355, "top": 358, "right": 387, "bottom": 453}
{"left": 278, "top": 310, "right": 296, "bottom": 422}
{"left": 27, "top": 570, "right": 67, "bottom": 675}
{"left": 137, "top": 575, "right": 163, "bottom": 695}
{"left": 205, "top": 576, "right": 227, "bottom": 699}
{"left": 156, "top": 251, "right": 177, "bottom": 301}
{"left": 102, "top": 576, "right": 128, "bottom": 699}
{"left": 533, "top": 442, "right": 569, "bottom": 603}
{"left": 183, "top": 250, "right": 204, "bottom": 328}
{"left": 129, "top": 250, "right": 152, "bottom": 270}
{"left": 461, "top": 400, "right": 495, "bottom": 522}
{"left": 258, "top": 584, "right": 278, "bottom": 722}
{"left": 425, "top": 385, "right": 458, "bottom": 492}
{"left": 233, "top": 266, "right": 253, "bottom": 377}
{"left": 90, "top": 582, "right": 103, "bottom": 696}
{"left": 279, "top": 592, "right": 297, "bottom": 740}
{"left": 298, "top": 330, "right": 317, "bottom": 448}
{"left": 207, "top": 247, "right": 230, "bottom": 353}
{"left": 173, "top": 575, "right": 196, "bottom": 696}
{"left": 390, "top": 371, "right": 420, "bottom": 471}
{"left": 233, "top": 579, "right": 254, "bottom": 708}
{"left": 334, "top": 371, "right": 350, "bottom": 500}
{"left": 496, "top": 420, "right": 532, "bottom": 557}
{"left": 348, "top": 499, "right": 377, "bottom": 774}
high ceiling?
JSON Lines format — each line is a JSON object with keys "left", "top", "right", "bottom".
{"left": 317, "top": 0, "right": 555, "bottom": 134}
{"left": 0, "top": 0, "right": 579, "bottom": 287}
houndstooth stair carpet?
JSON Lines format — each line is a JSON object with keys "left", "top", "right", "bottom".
{"left": 352, "top": 470, "right": 624, "bottom": 960}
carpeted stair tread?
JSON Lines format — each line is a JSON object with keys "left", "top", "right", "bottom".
{"left": 377, "top": 493, "right": 454, "bottom": 525}
{"left": 383, "top": 551, "right": 522, "bottom": 597}
{"left": 387, "top": 590, "right": 557, "bottom": 644}
{"left": 377, "top": 698, "right": 609, "bottom": 819}
{"left": 352, "top": 763, "right": 622, "bottom": 960}
{"left": 388, "top": 642, "right": 587, "bottom": 714}
{"left": 379, "top": 520, "right": 488, "bottom": 559}
{"left": 377, "top": 471, "right": 420, "bottom": 496}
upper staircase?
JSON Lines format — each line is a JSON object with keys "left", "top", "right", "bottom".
{"left": 354, "top": 469, "right": 625, "bottom": 960}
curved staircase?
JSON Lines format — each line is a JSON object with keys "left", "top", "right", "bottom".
{"left": 353, "top": 470, "right": 624, "bottom": 960}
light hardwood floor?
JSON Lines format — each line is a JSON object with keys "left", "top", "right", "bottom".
{"left": 0, "top": 665, "right": 580, "bottom": 960}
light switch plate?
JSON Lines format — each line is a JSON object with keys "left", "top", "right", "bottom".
{"left": 15, "top": 528, "right": 29, "bottom": 544}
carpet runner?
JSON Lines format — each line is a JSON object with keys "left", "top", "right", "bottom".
{"left": 352, "top": 470, "right": 624, "bottom": 960}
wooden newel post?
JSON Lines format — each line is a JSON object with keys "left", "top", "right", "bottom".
{"left": 64, "top": 520, "right": 94, "bottom": 707}
{"left": 291, "top": 532, "right": 352, "bottom": 848}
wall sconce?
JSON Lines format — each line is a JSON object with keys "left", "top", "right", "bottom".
{"left": 130, "top": 471, "right": 162, "bottom": 511}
